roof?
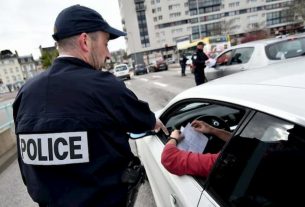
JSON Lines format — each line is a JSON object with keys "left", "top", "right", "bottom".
{"left": 166, "top": 57, "right": 305, "bottom": 127}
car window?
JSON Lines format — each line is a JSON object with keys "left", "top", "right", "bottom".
{"left": 265, "top": 37, "right": 305, "bottom": 60}
{"left": 206, "top": 112, "right": 305, "bottom": 207}
{"left": 158, "top": 100, "right": 247, "bottom": 184}
{"left": 115, "top": 65, "right": 127, "bottom": 71}
{"left": 216, "top": 50, "right": 233, "bottom": 66}
{"left": 230, "top": 47, "right": 254, "bottom": 65}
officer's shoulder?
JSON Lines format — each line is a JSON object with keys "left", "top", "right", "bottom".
{"left": 92, "top": 71, "right": 125, "bottom": 90}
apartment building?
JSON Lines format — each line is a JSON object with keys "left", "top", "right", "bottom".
{"left": 18, "top": 55, "right": 38, "bottom": 80}
{"left": 119, "top": 0, "right": 191, "bottom": 64}
{"left": 119, "top": 0, "right": 303, "bottom": 64}
{"left": 190, "top": 0, "right": 301, "bottom": 40}
{"left": 0, "top": 50, "right": 24, "bottom": 92}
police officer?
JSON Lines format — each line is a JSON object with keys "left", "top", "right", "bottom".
{"left": 179, "top": 53, "right": 188, "bottom": 76}
{"left": 13, "top": 5, "right": 168, "bottom": 207}
{"left": 191, "top": 42, "right": 209, "bottom": 85}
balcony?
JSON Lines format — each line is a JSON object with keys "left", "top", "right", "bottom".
{"left": 135, "top": 4, "right": 146, "bottom": 11}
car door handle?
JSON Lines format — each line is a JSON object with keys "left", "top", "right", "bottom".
{"left": 170, "top": 194, "right": 177, "bottom": 207}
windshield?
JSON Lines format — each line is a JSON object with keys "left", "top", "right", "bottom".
{"left": 115, "top": 65, "right": 128, "bottom": 72}
{"left": 135, "top": 64, "right": 144, "bottom": 68}
{"left": 265, "top": 37, "right": 305, "bottom": 60}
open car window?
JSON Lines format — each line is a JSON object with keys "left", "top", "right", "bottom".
{"left": 158, "top": 99, "right": 248, "bottom": 184}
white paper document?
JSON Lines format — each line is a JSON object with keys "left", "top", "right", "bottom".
{"left": 177, "top": 123, "right": 209, "bottom": 153}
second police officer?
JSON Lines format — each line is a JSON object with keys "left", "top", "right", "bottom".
{"left": 191, "top": 42, "right": 209, "bottom": 85}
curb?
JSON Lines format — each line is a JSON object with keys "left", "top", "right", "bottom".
{"left": 0, "top": 145, "right": 17, "bottom": 174}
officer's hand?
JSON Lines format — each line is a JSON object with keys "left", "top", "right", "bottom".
{"left": 154, "top": 118, "right": 169, "bottom": 135}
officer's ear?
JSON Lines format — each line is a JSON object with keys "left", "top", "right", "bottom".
{"left": 78, "top": 33, "right": 90, "bottom": 53}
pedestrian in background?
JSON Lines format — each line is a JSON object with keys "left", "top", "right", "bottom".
{"left": 179, "top": 53, "right": 188, "bottom": 76}
{"left": 191, "top": 42, "right": 209, "bottom": 85}
{"left": 13, "top": 4, "right": 168, "bottom": 207}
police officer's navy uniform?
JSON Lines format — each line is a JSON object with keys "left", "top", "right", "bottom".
{"left": 13, "top": 57, "right": 156, "bottom": 206}
{"left": 191, "top": 48, "right": 209, "bottom": 85}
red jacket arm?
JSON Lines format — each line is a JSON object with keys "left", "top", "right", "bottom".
{"left": 161, "top": 143, "right": 219, "bottom": 177}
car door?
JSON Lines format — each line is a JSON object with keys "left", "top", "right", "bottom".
{"left": 199, "top": 111, "right": 305, "bottom": 207}
{"left": 221, "top": 47, "right": 255, "bottom": 77}
{"left": 206, "top": 50, "right": 233, "bottom": 81}
{"left": 136, "top": 99, "right": 248, "bottom": 207}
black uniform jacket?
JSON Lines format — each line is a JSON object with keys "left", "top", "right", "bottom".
{"left": 192, "top": 49, "right": 209, "bottom": 75}
{"left": 13, "top": 57, "right": 156, "bottom": 207}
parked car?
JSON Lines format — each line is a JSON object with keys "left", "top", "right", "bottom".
{"left": 205, "top": 33, "right": 305, "bottom": 81}
{"left": 166, "top": 57, "right": 176, "bottom": 64}
{"left": 148, "top": 60, "right": 168, "bottom": 72}
{"left": 134, "top": 64, "right": 148, "bottom": 75}
{"left": 132, "top": 57, "right": 305, "bottom": 207}
{"left": 113, "top": 64, "right": 130, "bottom": 80}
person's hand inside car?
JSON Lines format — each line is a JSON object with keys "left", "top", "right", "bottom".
{"left": 191, "top": 120, "right": 213, "bottom": 134}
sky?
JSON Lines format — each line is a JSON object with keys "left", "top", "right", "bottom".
{"left": 0, "top": 0, "right": 126, "bottom": 60}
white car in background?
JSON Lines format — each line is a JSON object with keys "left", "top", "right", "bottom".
{"left": 205, "top": 33, "right": 305, "bottom": 81}
{"left": 132, "top": 57, "right": 305, "bottom": 207}
{"left": 113, "top": 64, "right": 131, "bottom": 80}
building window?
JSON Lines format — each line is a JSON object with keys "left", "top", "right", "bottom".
{"left": 158, "top": 15, "right": 163, "bottom": 20}
{"left": 170, "top": 12, "right": 181, "bottom": 18}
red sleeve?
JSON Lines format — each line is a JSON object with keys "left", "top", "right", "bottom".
{"left": 161, "top": 143, "right": 219, "bottom": 177}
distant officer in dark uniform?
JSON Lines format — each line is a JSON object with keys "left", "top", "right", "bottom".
{"left": 179, "top": 53, "right": 188, "bottom": 76}
{"left": 13, "top": 5, "right": 168, "bottom": 207}
{"left": 191, "top": 42, "right": 209, "bottom": 85}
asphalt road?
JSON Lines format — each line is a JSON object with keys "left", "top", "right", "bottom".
{"left": 0, "top": 64, "right": 196, "bottom": 207}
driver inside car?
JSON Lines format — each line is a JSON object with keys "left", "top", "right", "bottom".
{"left": 161, "top": 120, "right": 231, "bottom": 176}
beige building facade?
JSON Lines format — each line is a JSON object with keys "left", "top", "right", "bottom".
{"left": 119, "top": 0, "right": 302, "bottom": 64}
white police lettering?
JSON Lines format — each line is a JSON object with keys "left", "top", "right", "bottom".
{"left": 19, "top": 132, "right": 89, "bottom": 165}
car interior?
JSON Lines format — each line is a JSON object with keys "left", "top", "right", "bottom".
{"left": 159, "top": 101, "right": 246, "bottom": 154}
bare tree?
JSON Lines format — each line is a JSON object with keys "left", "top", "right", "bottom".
{"left": 220, "top": 19, "right": 236, "bottom": 35}
{"left": 287, "top": 0, "right": 305, "bottom": 24}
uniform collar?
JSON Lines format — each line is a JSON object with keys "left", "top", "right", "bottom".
{"left": 54, "top": 57, "right": 96, "bottom": 70}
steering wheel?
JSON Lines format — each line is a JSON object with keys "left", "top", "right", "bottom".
{"left": 195, "top": 115, "right": 230, "bottom": 153}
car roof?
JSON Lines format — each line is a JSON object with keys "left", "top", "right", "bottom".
{"left": 229, "top": 33, "right": 305, "bottom": 49}
{"left": 167, "top": 57, "right": 305, "bottom": 127}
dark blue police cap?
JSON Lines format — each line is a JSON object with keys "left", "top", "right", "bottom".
{"left": 52, "top": 5, "right": 126, "bottom": 41}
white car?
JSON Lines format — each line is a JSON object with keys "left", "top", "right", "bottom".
{"left": 113, "top": 64, "right": 131, "bottom": 80}
{"left": 133, "top": 57, "right": 305, "bottom": 207}
{"left": 205, "top": 33, "right": 305, "bottom": 81}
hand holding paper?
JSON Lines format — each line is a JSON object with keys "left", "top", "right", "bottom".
{"left": 178, "top": 123, "right": 209, "bottom": 153}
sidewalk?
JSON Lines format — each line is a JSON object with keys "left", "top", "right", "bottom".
{"left": 0, "top": 145, "right": 17, "bottom": 174}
